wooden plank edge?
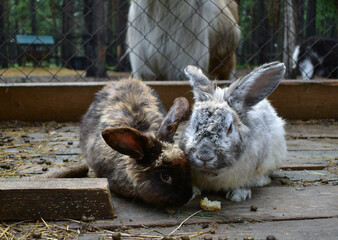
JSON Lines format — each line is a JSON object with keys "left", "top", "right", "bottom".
{"left": 0, "top": 178, "right": 115, "bottom": 221}
{"left": 64, "top": 215, "right": 338, "bottom": 231}
{"left": 0, "top": 80, "right": 337, "bottom": 121}
{"left": 280, "top": 164, "right": 327, "bottom": 170}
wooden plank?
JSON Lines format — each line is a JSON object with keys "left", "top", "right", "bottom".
{"left": 0, "top": 80, "right": 337, "bottom": 122}
{"left": 280, "top": 164, "right": 327, "bottom": 170}
{"left": 287, "top": 150, "right": 338, "bottom": 159}
{"left": 80, "top": 218, "right": 338, "bottom": 240}
{"left": 75, "top": 185, "right": 338, "bottom": 229}
{"left": 286, "top": 124, "right": 338, "bottom": 138}
{"left": 0, "top": 178, "right": 115, "bottom": 221}
{"left": 271, "top": 170, "right": 338, "bottom": 182}
{"left": 270, "top": 80, "right": 338, "bottom": 120}
{"left": 285, "top": 137, "right": 336, "bottom": 167}
{"left": 287, "top": 138, "right": 338, "bottom": 151}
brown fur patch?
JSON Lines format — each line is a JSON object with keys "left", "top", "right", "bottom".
{"left": 80, "top": 78, "right": 192, "bottom": 207}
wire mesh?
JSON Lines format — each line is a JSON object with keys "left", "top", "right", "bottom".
{"left": 0, "top": 0, "right": 337, "bottom": 83}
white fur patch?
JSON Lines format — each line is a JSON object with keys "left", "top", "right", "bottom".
{"left": 299, "top": 58, "right": 314, "bottom": 80}
{"left": 225, "top": 188, "right": 252, "bottom": 202}
{"left": 292, "top": 45, "right": 300, "bottom": 69}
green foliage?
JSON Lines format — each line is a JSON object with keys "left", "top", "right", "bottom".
{"left": 8, "top": 0, "right": 61, "bottom": 35}
{"left": 315, "top": 0, "right": 337, "bottom": 36}
{"left": 238, "top": 0, "right": 255, "bottom": 41}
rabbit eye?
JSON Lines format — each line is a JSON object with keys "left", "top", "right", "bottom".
{"left": 160, "top": 173, "right": 173, "bottom": 184}
{"left": 227, "top": 123, "right": 233, "bottom": 135}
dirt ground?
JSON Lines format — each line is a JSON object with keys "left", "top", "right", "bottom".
{"left": 0, "top": 120, "right": 337, "bottom": 239}
{"left": 0, "top": 67, "right": 131, "bottom": 83}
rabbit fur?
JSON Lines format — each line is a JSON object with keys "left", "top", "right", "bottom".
{"left": 180, "top": 62, "right": 287, "bottom": 202}
{"left": 127, "top": 0, "right": 240, "bottom": 80}
{"left": 292, "top": 36, "right": 338, "bottom": 80}
{"left": 80, "top": 78, "right": 192, "bottom": 207}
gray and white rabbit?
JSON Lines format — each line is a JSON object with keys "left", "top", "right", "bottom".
{"left": 180, "top": 62, "right": 287, "bottom": 202}
{"left": 80, "top": 78, "right": 192, "bottom": 207}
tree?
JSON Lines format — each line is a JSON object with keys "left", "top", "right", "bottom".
{"left": 115, "top": 0, "right": 130, "bottom": 72}
{"left": 106, "top": 0, "right": 115, "bottom": 66}
{"left": 83, "top": 0, "right": 107, "bottom": 77}
{"left": 30, "top": 0, "right": 37, "bottom": 34}
{"left": 283, "top": 0, "right": 296, "bottom": 79}
{"left": 293, "top": 0, "right": 305, "bottom": 43}
{"left": 257, "top": 0, "right": 269, "bottom": 64}
{"left": 305, "top": 0, "right": 316, "bottom": 38}
{"left": 61, "top": 0, "right": 75, "bottom": 68}
{"left": 0, "top": 1, "right": 8, "bottom": 68}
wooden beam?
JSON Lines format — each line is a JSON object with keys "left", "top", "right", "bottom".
{"left": 65, "top": 185, "right": 338, "bottom": 229}
{"left": 0, "top": 178, "right": 115, "bottom": 221}
{"left": 0, "top": 80, "right": 337, "bottom": 121}
{"left": 280, "top": 164, "right": 327, "bottom": 170}
{"left": 77, "top": 218, "right": 338, "bottom": 240}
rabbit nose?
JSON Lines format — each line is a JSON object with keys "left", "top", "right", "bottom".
{"left": 196, "top": 148, "right": 214, "bottom": 163}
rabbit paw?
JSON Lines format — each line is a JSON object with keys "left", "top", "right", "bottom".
{"left": 188, "top": 186, "right": 202, "bottom": 202}
{"left": 225, "top": 188, "right": 252, "bottom": 202}
{"left": 255, "top": 175, "right": 271, "bottom": 187}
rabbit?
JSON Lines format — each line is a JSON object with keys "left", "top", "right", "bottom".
{"left": 179, "top": 62, "right": 287, "bottom": 202}
{"left": 80, "top": 78, "right": 192, "bottom": 207}
{"left": 292, "top": 36, "right": 338, "bottom": 80}
{"left": 127, "top": 0, "right": 240, "bottom": 80}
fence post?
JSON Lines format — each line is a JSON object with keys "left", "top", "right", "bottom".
{"left": 283, "top": 0, "right": 296, "bottom": 79}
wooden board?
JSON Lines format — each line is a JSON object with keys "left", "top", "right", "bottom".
{"left": 286, "top": 123, "right": 338, "bottom": 138}
{"left": 0, "top": 80, "right": 337, "bottom": 121}
{"left": 0, "top": 178, "right": 115, "bottom": 221}
{"left": 271, "top": 170, "right": 338, "bottom": 182}
{"left": 75, "top": 218, "right": 338, "bottom": 240}
{"left": 75, "top": 185, "right": 338, "bottom": 229}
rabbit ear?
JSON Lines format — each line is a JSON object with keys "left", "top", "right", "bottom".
{"left": 225, "top": 62, "right": 285, "bottom": 114}
{"left": 184, "top": 65, "right": 214, "bottom": 102}
{"left": 157, "top": 97, "right": 189, "bottom": 143}
{"left": 102, "top": 127, "right": 149, "bottom": 160}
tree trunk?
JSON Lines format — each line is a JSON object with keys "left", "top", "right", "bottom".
{"left": 257, "top": 0, "right": 269, "bottom": 64}
{"left": 305, "top": 0, "right": 316, "bottom": 38}
{"left": 283, "top": 0, "right": 296, "bottom": 79}
{"left": 106, "top": 0, "right": 115, "bottom": 66}
{"left": 115, "top": 0, "right": 130, "bottom": 72}
{"left": 61, "top": 0, "right": 75, "bottom": 68}
{"left": 268, "top": 0, "right": 280, "bottom": 62}
{"left": 84, "top": 0, "right": 107, "bottom": 77}
{"left": 51, "top": 0, "right": 59, "bottom": 66}
{"left": 248, "top": 3, "right": 256, "bottom": 65}
{"left": 0, "top": 1, "right": 8, "bottom": 68}
{"left": 293, "top": 0, "right": 305, "bottom": 43}
{"left": 30, "top": 0, "right": 37, "bottom": 34}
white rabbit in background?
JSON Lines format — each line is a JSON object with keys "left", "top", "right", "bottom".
{"left": 127, "top": 0, "right": 240, "bottom": 80}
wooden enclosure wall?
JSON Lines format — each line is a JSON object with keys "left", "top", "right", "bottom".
{"left": 0, "top": 80, "right": 337, "bottom": 122}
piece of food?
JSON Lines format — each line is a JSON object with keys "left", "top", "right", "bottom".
{"left": 200, "top": 197, "right": 221, "bottom": 212}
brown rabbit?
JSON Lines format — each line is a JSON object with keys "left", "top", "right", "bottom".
{"left": 80, "top": 78, "right": 192, "bottom": 207}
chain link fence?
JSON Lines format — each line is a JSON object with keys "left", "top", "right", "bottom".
{"left": 0, "top": 0, "right": 337, "bottom": 83}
